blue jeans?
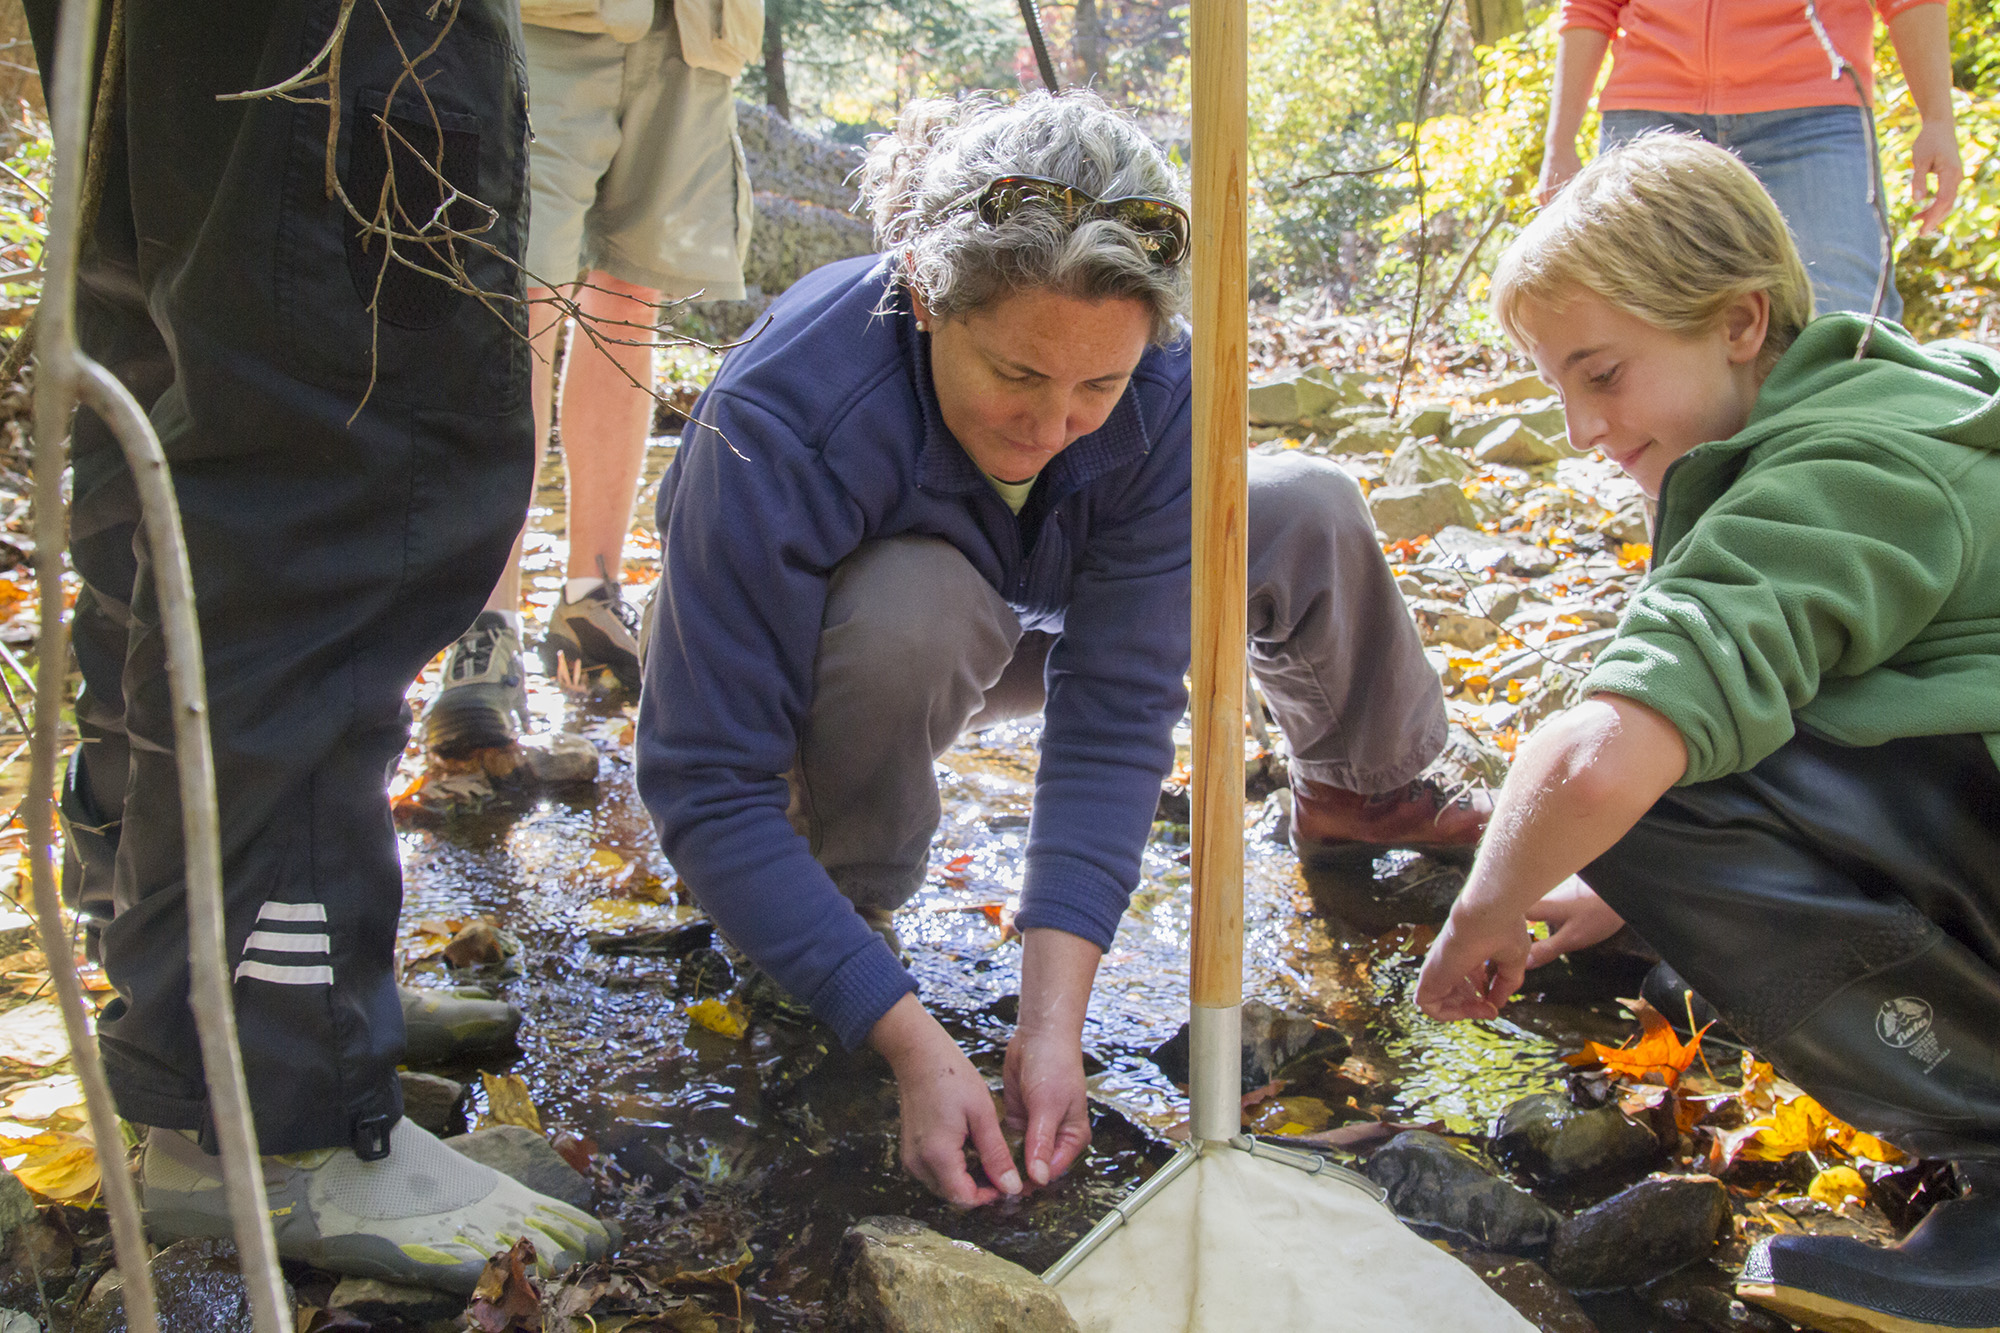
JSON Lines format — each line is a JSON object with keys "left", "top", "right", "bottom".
{"left": 1600, "top": 105, "right": 1899, "bottom": 322}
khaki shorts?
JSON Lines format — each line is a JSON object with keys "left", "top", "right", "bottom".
{"left": 522, "top": 9, "right": 752, "bottom": 299}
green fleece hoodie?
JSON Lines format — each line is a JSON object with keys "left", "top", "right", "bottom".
{"left": 1583, "top": 313, "right": 2000, "bottom": 785}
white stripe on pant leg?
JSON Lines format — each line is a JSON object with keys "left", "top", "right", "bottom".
{"left": 234, "top": 960, "right": 335, "bottom": 985}
{"left": 243, "top": 930, "right": 331, "bottom": 954}
{"left": 257, "top": 902, "right": 328, "bottom": 923}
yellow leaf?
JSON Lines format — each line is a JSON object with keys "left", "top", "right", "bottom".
{"left": 0, "top": 1129, "right": 99, "bottom": 1201}
{"left": 479, "top": 1072, "right": 543, "bottom": 1133}
{"left": 587, "top": 848, "right": 626, "bottom": 874}
{"left": 1829, "top": 1123, "right": 1907, "bottom": 1165}
{"left": 1617, "top": 542, "right": 1652, "bottom": 571}
{"left": 686, "top": 997, "right": 748, "bottom": 1040}
{"left": 1808, "top": 1164, "right": 1869, "bottom": 1208}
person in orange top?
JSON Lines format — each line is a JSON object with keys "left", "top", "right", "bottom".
{"left": 1538, "top": 0, "right": 1963, "bottom": 322}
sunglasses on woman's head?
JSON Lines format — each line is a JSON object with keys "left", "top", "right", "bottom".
{"left": 948, "top": 174, "right": 1190, "bottom": 267}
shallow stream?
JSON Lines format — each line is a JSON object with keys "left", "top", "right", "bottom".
{"left": 393, "top": 437, "right": 1647, "bottom": 1329}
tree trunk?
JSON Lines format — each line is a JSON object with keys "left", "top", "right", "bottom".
{"left": 1073, "top": 0, "right": 1107, "bottom": 88}
{"left": 763, "top": 0, "right": 790, "bottom": 121}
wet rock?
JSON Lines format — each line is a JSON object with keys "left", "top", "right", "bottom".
{"left": 1454, "top": 1252, "right": 1598, "bottom": 1333}
{"left": 1642, "top": 1264, "right": 1791, "bottom": 1333}
{"left": 1472, "top": 419, "right": 1569, "bottom": 468}
{"left": 835, "top": 1215, "right": 1077, "bottom": 1332}
{"left": 327, "top": 1275, "right": 462, "bottom": 1324}
{"left": 590, "top": 918, "right": 716, "bottom": 958}
{"left": 75, "top": 1239, "right": 294, "bottom": 1333}
{"left": 1605, "top": 494, "right": 1652, "bottom": 546}
{"left": 1407, "top": 406, "right": 1455, "bottom": 440}
{"left": 1303, "top": 850, "right": 1465, "bottom": 932}
{"left": 1517, "top": 406, "right": 1569, "bottom": 438}
{"left": 446, "top": 1125, "right": 593, "bottom": 1211}
{"left": 1362, "top": 1131, "right": 1563, "bottom": 1255}
{"left": 1385, "top": 440, "right": 1473, "bottom": 488}
{"left": 1477, "top": 373, "right": 1555, "bottom": 405}
{"left": 1247, "top": 373, "right": 1350, "bottom": 427}
{"left": 0, "top": 1171, "right": 30, "bottom": 1247}
{"left": 672, "top": 946, "right": 736, "bottom": 998}
{"left": 1369, "top": 480, "right": 1478, "bottom": 543}
{"left": 396, "top": 1071, "right": 467, "bottom": 1137}
{"left": 1464, "top": 583, "right": 1521, "bottom": 623}
{"left": 519, "top": 734, "right": 600, "bottom": 785}
{"left": 0, "top": 1216, "right": 75, "bottom": 1310}
{"left": 1146, "top": 999, "right": 1350, "bottom": 1094}
{"left": 440, "top": 920, "right": 513, "bottom": 970}
{"left": 1413, "top": 599, "right": 1501, "bottom": 651}
{"left": 1325, "top": 416, "right": 1412, "bottom": 456}
{"left": 1427, "top": 526, "right": 1562, "bottom": 577}
{"left": 1491, "top": 1095, "right": 1661, "bottom": 1184}
{"left": 1548, "top": 1176, "right": 1731, "bottom": 1291}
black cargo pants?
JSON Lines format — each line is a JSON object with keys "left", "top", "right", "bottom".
{"left": 1585, "top": 730, "right": 2000, "bottom": 1163}
{"left": 25, "top": 0, "right": 535, "bottom": 1155}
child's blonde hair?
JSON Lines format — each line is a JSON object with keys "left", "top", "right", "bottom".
{"left": 1492, "top": 134, "right": 1815, "bottom": 372}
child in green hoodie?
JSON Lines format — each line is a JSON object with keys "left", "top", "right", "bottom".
{"left": 1415, "top": 133, "right": 2000, "bottom": 1333}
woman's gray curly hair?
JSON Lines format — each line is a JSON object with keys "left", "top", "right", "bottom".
{"left": 858, "top": 90, "right": 1190, "bottom": 345}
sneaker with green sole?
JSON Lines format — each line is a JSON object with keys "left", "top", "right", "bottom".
{"left": 539, "top": 585, "right": 643, "bottom": 694}
{"left": 141, "top": 1118, "right": 611, "bottom": 1294}
{"left": 422, "top": 613, "right": 528, "bottom": 757}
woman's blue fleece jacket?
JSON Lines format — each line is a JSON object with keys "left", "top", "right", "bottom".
{"left": 635, "top": 255, "right": 1195, "bottom": 1050}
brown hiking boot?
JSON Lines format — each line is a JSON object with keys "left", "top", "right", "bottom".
{"left": 1290, "top": 776, "right": 1492, "bottom": 867}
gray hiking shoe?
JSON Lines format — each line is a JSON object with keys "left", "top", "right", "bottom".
{"left": 399, "top": 986, "right": 522, "bottom": 1066}
{"left": 422, "top": 612, "right": 528, "bottom": 757}
{"left": 141, "top": 1118, "right": 610, "bottom": 1294}
{"left": 540, "top": 585, "right": 643, "bottom": 694}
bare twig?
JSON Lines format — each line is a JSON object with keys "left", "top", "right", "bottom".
{"left": 0, "top": 159, "right": 49, "bottom": 204}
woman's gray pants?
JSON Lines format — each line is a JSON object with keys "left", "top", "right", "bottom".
{"left": 789, "top": 452, "right": 1447, "bottom": 918}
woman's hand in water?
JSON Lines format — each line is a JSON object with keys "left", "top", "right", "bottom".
{"left": 871, "top": 993, "right": 1022, "bottom": 1207}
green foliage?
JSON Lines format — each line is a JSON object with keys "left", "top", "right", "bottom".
{"left": 1374, "top": 13, "right": 1564, "bottom": 332}
{"left": 1245, "top": 0, "right": 1477, "bottom": 298}
{"left": 0, "top": 114, "right": 50, "bottom": 334}
{"left": 745, "top": 0, "right": 1026, "bottom": 137}
{"left": 1878, "top": 0, "right": 2000, "bottom": 337}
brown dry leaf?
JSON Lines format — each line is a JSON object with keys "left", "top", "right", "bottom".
{"left": 479, "top": 1072, "right": 544, "bottom": 1133}
{"left": 443, "top": 920, "right": 510, "bottom": 969}
{"left": 662, "top": 1245, "right": 753, "bottom": 1287}
{"left": 468, "top": 1237, "right": 544, "bottom": 1333}
{"left": 0, "top": 1127, "right": 99, "bottom": 1201}
{"left": 1292, "top": 1118, "right": 1446, "bottom": 1153}
{"left": 404, "top": 916, "right": 469, "bottom": 965}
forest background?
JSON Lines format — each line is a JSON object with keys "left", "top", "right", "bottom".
{"left": 744, "top": 0, "right": 1999, "bottom": 342}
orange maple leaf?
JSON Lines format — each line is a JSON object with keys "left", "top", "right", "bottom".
{"left": 1562, "top": 998, "right": 1709, "bottom": 1088}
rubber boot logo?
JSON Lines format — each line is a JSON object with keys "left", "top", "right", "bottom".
{"left": 1876, "top": 996, "right": 1950, "bottom": 1073}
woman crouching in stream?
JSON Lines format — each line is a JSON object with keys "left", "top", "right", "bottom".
{"left": 637, "top": 90, "right": 1487, "bottom": 1207}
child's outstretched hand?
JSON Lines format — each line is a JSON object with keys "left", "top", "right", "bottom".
{"left": 1415, "top": 900, "right": 1531, "bottom": 1023}
{"left": 1525, "top": 878, "right": 1627, "bottom": 968}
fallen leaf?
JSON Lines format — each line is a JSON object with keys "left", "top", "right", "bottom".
{"left": 587, "top": 848, "right": 627, "bottom": 875}
{"left": 0, "top": 998, "right": 78, "bottom": 1068}
{"left": 1562, "top": 997, "right": 1709, "bottom": 1087}
{"left": 1809, "top": 1164, "right": 1869, "bottom": 1209}
{"left": 469, "top": 1237, "right": 544, "bottom": 1333}
{"left": 1291, "top": 1118, "right": 1446, "bottom": 1152}
{"left": 443, "top": 920, "right": 511, "bottom": 969}
{"left": 1617, "top": 542, "right": 1652, "bottom": 570}
{"left": 480, "top": 1072, "right": 544, "bottom": 1133}
{"left": 0, "top": 1127, "right": 99, "bottom": 1200}
{"left": 685, "top": 997, "right": 747, "bottom": 1040}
